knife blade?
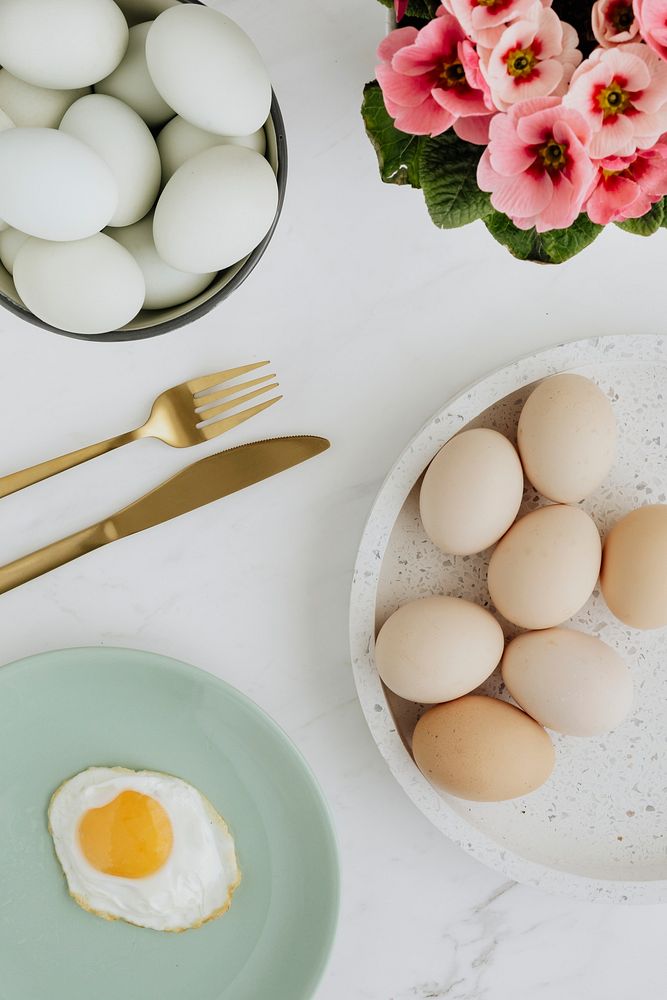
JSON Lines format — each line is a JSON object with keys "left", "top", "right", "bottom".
{"left": 0, "top": 436, "right": 330, "bottom": 595}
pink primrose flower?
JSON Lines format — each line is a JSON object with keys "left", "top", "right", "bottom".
{"left": 441, "top": 0, "right": 552, "bottom": 48}
{"left": 376, "top": 15, "right": 495, "bottom": 136}
{"left": 586, "top": 139, "right": 667, "bottom": 222}
{"left": 592, "top": 0, "right": 639, "bottom": 47}
{"left": 477, "top": 96, "right": 596, "bottom": 231}
{"left": 633, "top": 0, "right": 667, "bottom": 62}
{"left": 564, "top": 43, "right": 667, "bottom": 158}
{"left": 481, "top": 6, "right": 581, "bottom": 109}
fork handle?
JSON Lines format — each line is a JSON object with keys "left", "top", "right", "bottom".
{"left": 0, "top": 520, "right": 116, "bottom": 595}
{"left": 0, "top": 431, "right": 138, "bottom": 500}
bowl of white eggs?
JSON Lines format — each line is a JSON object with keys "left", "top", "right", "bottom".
{"left": 0, "top": 0, "right": 287, "bottom": 341}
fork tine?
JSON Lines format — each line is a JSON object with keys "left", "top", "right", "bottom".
{"left": 199, "top": 395, "right": 283, "bottom": 441}
{"left": 197, "top": 383, "right": 280, "bottom": 425}
{"left": 188, "top": 361, "right": 270, "bottom": 396}
{"left": 195, "top": 373, "right": 277, "bottom": 409}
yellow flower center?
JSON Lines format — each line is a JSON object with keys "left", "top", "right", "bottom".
{"left": 539, "top": 141, "right": 568, "bottom": 173}
{"left": 597, "top": 80, "right": 632, "bottom": 118}
{"left": 438, "top": 59, "right": 466, "bottom": 88}
{"left": 506, "top": 47, "right": 537, "bottom": 78}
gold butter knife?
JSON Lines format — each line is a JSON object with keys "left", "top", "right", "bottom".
{"left": 0, "top": 436, "right": 330, "bottom": 596}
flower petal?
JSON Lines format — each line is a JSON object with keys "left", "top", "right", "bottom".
{"left": 489, "top": 167, "right": 554, "bottom": 218}
{"left": 393, "top": 97, "right": 456, "bottom": 136}
{"left": 378, "top": 27, "right": 419, "bottom": 64}
{"left": 454, "top": 113, "right": 495, "bottom": 145}
{"left": 376, "top": 63, "right": 435, "bottom": 108}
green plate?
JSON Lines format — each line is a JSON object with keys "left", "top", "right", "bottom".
{"left": 0, "top": 648, "right": 339, "bottom": 1000}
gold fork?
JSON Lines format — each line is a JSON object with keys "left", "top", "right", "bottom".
{"left": 0, "top": 362, "right": 281, "bottom": 500}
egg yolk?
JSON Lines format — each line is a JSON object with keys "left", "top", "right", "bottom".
{"left": 78, "top": 790, "right": 173, "bottom": 879}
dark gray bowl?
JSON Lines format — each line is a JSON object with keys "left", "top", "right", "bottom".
{"left": 0, "top": 0, "right": 288, "bottom": 342}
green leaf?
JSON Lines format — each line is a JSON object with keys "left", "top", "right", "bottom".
{"left": 484, "top": 212, "right": 551, "bottom": 262}
{"left": 361, "top": 81, "right": 424, "bottom": 188}
{"left": 616, "top": 199, "right": 665, "bottom": 236}
{"left": 375, "top": 0, "right": 440, "bottom": 18}
{"left": 540, "top": 215, "right": 604, "bottom": 262}
{"left": 419, "top": 131, "right": 492, "bottom": 229}
{"left": 484, "top": 212, "right": 603, "bottom": 264}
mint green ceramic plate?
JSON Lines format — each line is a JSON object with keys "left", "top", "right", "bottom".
{"left": 0, "top": 648, "right": 339, "bottom": 1000}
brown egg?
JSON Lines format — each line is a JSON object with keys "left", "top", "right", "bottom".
{"left": 487, "top": 504, "right": 601, "bottom": 629}
{"left": 518, "top": 373, "right": 616, "bottom": 504}
{"left": 412, "top": 695, "right": 555, "bottom": 802}
{"left": 601, "top": 504, "right": 667, "bottom": 629}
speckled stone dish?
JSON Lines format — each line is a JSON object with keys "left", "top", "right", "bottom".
{"left": 350, "top": 335, "right": 667, "bottom": 904}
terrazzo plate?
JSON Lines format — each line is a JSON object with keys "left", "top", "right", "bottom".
{"left": 0, "top": 648, "right": 339, "bottom": 1000}
{"left": 350, "top": 335, "right": 667, "bottom": 903}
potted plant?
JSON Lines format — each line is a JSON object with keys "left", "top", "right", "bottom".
{"left": 362, "top": 0, "right": 667, "bottom": 262}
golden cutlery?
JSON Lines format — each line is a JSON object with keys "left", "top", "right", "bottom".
{"left": 0, "top": 436, "right": 329, "bottom": 595}
{"left": 0, "top": 361, "right": 281, "bottom": 500}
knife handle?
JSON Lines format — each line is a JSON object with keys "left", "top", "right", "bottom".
{"left": 0, "top": 521, "right": 115, "bottom": 595}
{"left": 0, "top": 431, "right": 137, "bottom": 500}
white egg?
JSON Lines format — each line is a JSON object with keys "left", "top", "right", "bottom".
{"left": 114, "top": 0, "right": 177, "bottom": 28}
{"left": 0, "top": 228, "right": 29, "bottom": 274}
{"left": 108, "top": 212, "right": 216, "bottom": 310}
{"left": 0, "top": 0, "right": 129, "bottom": 89}
{"left": 14, "top": 235, "right": 145, "bottom": 335}
{"left": 0, "top": 128, "right": 118, "bottom": 241}
{"left": 60, "top": 95, "right": 160, "bottom": 228}
{"left": 0, "top": 109, "right": 13, "bottom": 233}
{"left": 154, "top": 145, "right": 278, "bottom": 273}
{"left": 0, "top": 71, "right": 90, "bottom": 129}
{"left": 146, "top": 5, "right": 272, "bottom": 136}
{"left": 158, "top": 115, "right": 266, "bottom": 185}
{"left": 49, "top": 767, "right": 241, "bottom": 932}
{"left": 96, "top": 22, "right": 174, "bottom": 128}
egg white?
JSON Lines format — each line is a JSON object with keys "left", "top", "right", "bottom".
{"left": 48, "top": 766, "right": 241, "bottom": 932}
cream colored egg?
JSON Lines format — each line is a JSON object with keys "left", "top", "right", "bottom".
{"left": 0, "top": 0, "right": 129, "bottom": 89}
{"left": 502, "top": 628, "right": 633, "bottom": 736}
{"left": 412, "top": 695, "right": 555, "bottom": 802}
{"left": 153, "top": 145, "right": 278, "bottom": 274}
{"left": 0, "top": 71, "right": 90, "bottom": 129}
{"left": 96, "top": 22, "right": 174, "bottom": 128}
{"left": 114, "top": 0, "right": 178, "bottom": 27}
{"left": 146, "top": 5, "right": 272, "bottom": 136}
{"left": 157, "top": 116, "right": 266, "bottom": 185}
{"left": 60, "top": 95, "right": 160, "bottom": 228}
{"left": 419, "top": 428, "right": 524, "bottom": 556}
{"left": 375, "top": 595, "right": 504, "bottom": 704}
{"left": 487, "top": 505, "right": 601, "bottom": 630}
{"left": 14, "top": 235, "right": 145, "bottom": 335}
{"left": 0, "top": 228, "right": 29, "bottom": 275}
{"left": 0, "top": 128, "right": 118, "bottom": 242}
{"left": 108, "top": 212, "right": 216, "bottom": 310}
{"left": 601, "top": 504, "right": 667, "bottom": 629}
{"left": 518, "top": 373, "right": 616, "bottom": 503}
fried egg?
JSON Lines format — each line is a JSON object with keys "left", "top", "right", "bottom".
{"left": 48, "top": 766, "right": 241, "bottom": 932}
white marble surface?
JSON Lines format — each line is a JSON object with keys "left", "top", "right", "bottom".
{"left": 1, "top": 0, "right": 667, "bottom": 996}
